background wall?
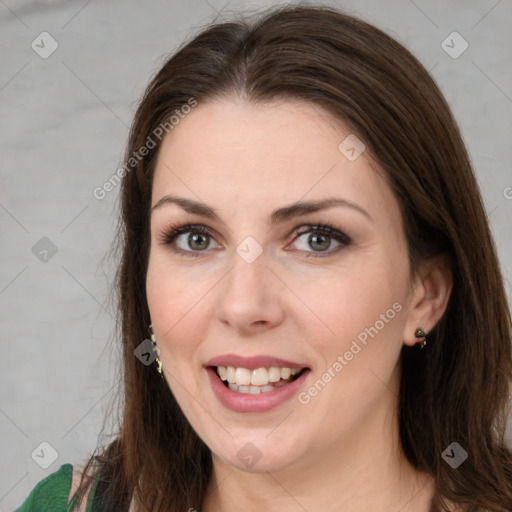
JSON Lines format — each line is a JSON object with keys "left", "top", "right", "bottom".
{"left": 1, "top": 0, "right": 511, "bottom": 509}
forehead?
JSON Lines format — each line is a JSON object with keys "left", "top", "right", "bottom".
{"left": 151, "top": 98, "right": 396, "bottom": 223}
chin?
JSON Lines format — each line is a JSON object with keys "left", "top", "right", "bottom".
{"left": 207, "top": 430, "right": 307, "bottom": 474}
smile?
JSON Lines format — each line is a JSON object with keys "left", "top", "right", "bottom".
{"left": 215, "top": 365, "right": 306, "bottom": 394}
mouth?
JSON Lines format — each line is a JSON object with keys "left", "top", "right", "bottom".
{"left": 205, "top": 355, "right": 311, "bottom": 412}
{"left": 212, "top": 365, "right": 309, "bottom": 395}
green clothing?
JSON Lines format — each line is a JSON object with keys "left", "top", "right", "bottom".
{"left": 14, "top": 464, "right": 100, "bottom": 512}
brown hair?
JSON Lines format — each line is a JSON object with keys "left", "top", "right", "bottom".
{"left": 71, "top": 4, "right": 512, "bottom": 511}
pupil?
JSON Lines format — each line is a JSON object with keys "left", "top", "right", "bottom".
{"left": 189, "top": 233, "right": 208, "bottom": 250}
{"left": 310, "top": 233, "right": 329, "bottom": 251}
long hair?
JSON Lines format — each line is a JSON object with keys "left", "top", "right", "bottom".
{"left": 71, "top": 5, "right": 512, "bottom": 511}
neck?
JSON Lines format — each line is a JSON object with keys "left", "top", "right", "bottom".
{"left": 201, "top": 367, "right": 436, "bottom": 511}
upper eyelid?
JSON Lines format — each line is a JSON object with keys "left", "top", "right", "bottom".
{"left": 163, "top": 222, "right": 345, "bottom": 237}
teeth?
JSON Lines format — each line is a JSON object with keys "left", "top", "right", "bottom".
{"left": 235, "top": 367, "right": 251, "bottom": 386}
{"left": 226, "top": 366, "right": 236, "bottom": 384}
{"left": 216, "top": 365, "right": 305, "bottom": 394}
{"left": 281, "top": 368, "right": 291, "bottom": 379}
{"left": 268, "top": 367, "right": 281, "bottom": 382}
{"left": 251, "top": 367, "right": 268, "bottom": 386}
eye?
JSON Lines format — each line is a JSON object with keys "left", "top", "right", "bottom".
{"left": 287, "top": 224, "right": 351, "bottom": 257}
{"left": 158, "top": 222, "right": 351, "bottom": 258}
{"left": 158, "top": 223, "right": 220, "bottom": 257}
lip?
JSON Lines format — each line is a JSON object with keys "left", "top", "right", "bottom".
{"left": 206, "top": 366, "right": 310, "bottom": 413}
{"left": 205, "top": 354, "right": 307, "bottom": 370}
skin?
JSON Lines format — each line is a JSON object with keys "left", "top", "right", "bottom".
{"left": 145, "top": 98, "right": 453, "bottom": 511}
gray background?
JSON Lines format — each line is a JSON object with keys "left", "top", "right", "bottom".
{"left": 1, "top": 0, "right": 511, "bottom": 509}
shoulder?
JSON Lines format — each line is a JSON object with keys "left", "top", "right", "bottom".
{"left": 68, "top": 465, "right": 92, "bottom": 512}
{"left": 14, "top": 463, "right": 74, "bottom": 512}
{"left": 15, "top": 464, "right": 96, "bottom": 512}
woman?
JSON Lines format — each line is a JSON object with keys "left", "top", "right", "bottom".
{"left": 16, "top": 4, "right": 512, "bottom": 511}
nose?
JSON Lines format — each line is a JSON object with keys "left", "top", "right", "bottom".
{"left": 215, "top": 250, "right": 285, "bottom": 334}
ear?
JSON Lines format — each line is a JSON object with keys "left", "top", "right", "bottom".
{"left": 402, "top": 253, "right": 453, "bottom": 347}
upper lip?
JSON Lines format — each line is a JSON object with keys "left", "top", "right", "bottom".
{"left": 205, "top": 354, "right": 308, "bottom": 370}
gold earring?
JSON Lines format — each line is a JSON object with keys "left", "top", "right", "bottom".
{"left": 415, "top": 328, "right": 428, "bottom": 350}
{"left": 149, "top": 324, "right": 163, "bottom": 376}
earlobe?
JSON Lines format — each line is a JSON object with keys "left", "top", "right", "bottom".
{"left": 414, "top": 328, "right": 428, "bottom": 350}
{"left": 402, "top": 254, "right": 453, "bottom": 348}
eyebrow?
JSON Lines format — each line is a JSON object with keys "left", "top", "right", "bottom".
{"left": 151, "top": 194, "right": 372, "bottom": 225}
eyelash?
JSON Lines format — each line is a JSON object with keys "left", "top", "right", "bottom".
{"left": 157, "top": 222, "right": 352, "bottom": 259}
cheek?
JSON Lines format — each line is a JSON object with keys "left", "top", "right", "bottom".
{"left": 295, "top": 273, "right": 406, "bottom": 441}
{"left": 146, "top": 246, "right": 211, "bottom": 324}
{"left": 291, "top": 250, "right": 407, "bottom": 342}
{"left": 292, "top": 246, "right": 409, "bottom": 394}
{"left": 146, "top": 256, "right": 209, "bottom": 373}
{"left": 146, "top": 272, "right": 208, "bottom": 410}
{"left": 313, "top": 281, "right": 404, "bottom": 367}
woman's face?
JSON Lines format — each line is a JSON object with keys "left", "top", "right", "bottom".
{"left": 146, "top": 98, "right": 417, "bottom": 472}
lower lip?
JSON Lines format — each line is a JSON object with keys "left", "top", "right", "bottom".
{"left": 206, "top": 367, "right": 310, "bottom": 413}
